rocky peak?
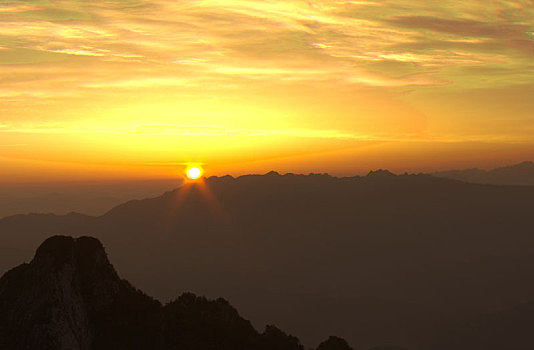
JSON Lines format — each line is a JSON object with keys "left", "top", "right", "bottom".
{"left": 1, "top": 236, "right": 354, "bottom": 350}
{"left": 0, "top": 236, "right": 160, "bottom": 350}
{"left": 317, "top": 336, "right": 353, "bottom": 350}
{"left": 366, "top": 169, "right": 396, "bottom": 178}
{"left": 32, "top": 235, "right": 110, "bottom": 271}
{"left": 31, "top": 235, "right": 121, "bottom": 303}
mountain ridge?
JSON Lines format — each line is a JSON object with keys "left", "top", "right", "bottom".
{"left": 0, "top": 235, "right": 341, "bottom": 350}
{"left": 434, "top": 161, "right": 534, "bottom": 185}
{"left": 3, "top": 168, "right": 530, "bottom": 224}
{"left": 2, "top": 162, "right": 532, "bottom": 220}
{"left": 2, "top": 171, "right": 534, "bottom": 348}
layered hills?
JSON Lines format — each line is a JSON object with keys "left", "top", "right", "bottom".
{"left": 2, "top": 171, "right": 534, "bottom": 349}
{"left": 434, "top": 161, "right": 534, "bottom": 185}
{"left": 0, "top": 235, "right": 335, "bottom": 350}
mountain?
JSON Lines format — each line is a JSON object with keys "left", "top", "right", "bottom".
{"left": 2, "top": 171, "right": 534, "bottom": 349}
{"left": 0, "top": 235, "right": 161, "bottom": 349}
{"left": 317, "top": 336, "right": 353, "bottom": 350}
{"left": 433, "top": 161, "right": 534, "bottom": 185}
{"left": 0, "top": 235, "right": 333, "bottom": 350}
{"left": 0, "top": 178, "right": 182, "bottom": 219}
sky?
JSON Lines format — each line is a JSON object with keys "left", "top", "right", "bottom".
{"left": 1, "top": 0, "right": 533, "bottom": 182}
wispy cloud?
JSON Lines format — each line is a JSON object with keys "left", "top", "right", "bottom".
{"left": 1, "top": 121, "right": 532, "bottom": 144}
{"left": 0, "top": 0, "right": 532, "bottom": 97}
{"left": 0, "top": 3, "right": 41, "bottom": 13}
{"left": 0, "top": 0, "right": 533, "bottom": 175}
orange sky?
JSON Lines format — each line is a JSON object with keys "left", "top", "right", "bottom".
{"left": 1, "top": 0, "right": 533, "bottom": 182}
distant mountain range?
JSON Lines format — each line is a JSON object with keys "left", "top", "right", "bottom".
{"left": 2, "top": 162, "right": 532, "bottom": 220}
{"left": 434, "top": 161, "right": 534, "bottom": 185}
{"left": 0, "top": 235, "right": 352, "bottom": 350}
{"left": 0, "top": 178, "right": 182, "bottom": 219}
{"left": 2, "top": 171, "right": 534, "bottom": 349}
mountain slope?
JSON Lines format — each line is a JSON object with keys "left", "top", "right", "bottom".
{"left": 0, "top": 236, "right": 315, "bottom": 350}
{"left": 2, "top": 172, "right": 534, "bottom": 348}
{"left": 0, "top": 236, "right": 161, "bottom": 350}
{"left": 434, "top": 161, "right": 534, "bottom": 185}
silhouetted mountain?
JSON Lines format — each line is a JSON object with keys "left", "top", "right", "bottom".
{"left": 0, "top": 236, "right": 161, "bottom": 350}
{"left": 2, "top": 171, "right": 534, "bottom": 349}
{"left": 0, "top": 236, "right": 334, "bottom": 350}
{"left": 0, "top": 178, "right": 182, "bottom": 219}
{"left": 261, "top": 325, "right": 304, "bottom": 350}
{"left": 434, "top": 161, "right": 534, "bottom": 185}
{"left": 162, "top": 292, "right": 262, "bottom": 350}
{"left": 317, "top": 336, "right": 353, "bottom": 350}
{"left": 366, "top": 169, "right": 396, "bottom": 178}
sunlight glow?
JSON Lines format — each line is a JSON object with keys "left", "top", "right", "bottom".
{"left": 186, "top": 166, "right": 203, "bottom": 180}
{"left": 0, "top": 0, "right": 533, "bottom": 181}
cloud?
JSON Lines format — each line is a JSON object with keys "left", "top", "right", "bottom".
{"left": 388, "top": 15, "right": 534, "bottom": 55}
{"left": 0, "top": 0, "right": 533, "bottom": 148}
{"left": 0, "top": 3, "right": 41, "bottom": 13}
{"left": 2, "top": 121, "right": 531, "bottom": 144}
{"left": 389, "top": 16, "right": 529, "bottom": 38}
{"left": 0, "top": 0, "right": 531, "bottom": 96}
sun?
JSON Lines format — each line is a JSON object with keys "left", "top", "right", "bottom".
{"left": 186, "top": 166, "right": 203, "bottom": 180}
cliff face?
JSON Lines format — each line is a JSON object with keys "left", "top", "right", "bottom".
{"left": 0, "top": 236, "right": 161, "bottom": 350}
{"left": 0, "top": 236, "right": 342, "bottom": 350}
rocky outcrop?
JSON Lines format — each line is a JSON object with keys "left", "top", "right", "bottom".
{"left": 0, "top": 236, "right": 351, "bottom": 350}
{"left": 0, "top": 236, "right": 161, "bottom": 350}
{"left": 262, "top": 325, "right": 305, "bottom": 350}
{"left": 317, "top": 336, "right": 354, "bottom": 350}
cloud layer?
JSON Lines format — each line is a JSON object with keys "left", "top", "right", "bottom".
{"left": 0, "top": 0, "right": 533, "bottom": 179}
{"left": 1, "top": 0, "right": 532, "bottom": 96}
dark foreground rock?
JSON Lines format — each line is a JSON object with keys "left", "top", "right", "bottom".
{"left": 0, "top": 236, "right": 347, "bottom": 350}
